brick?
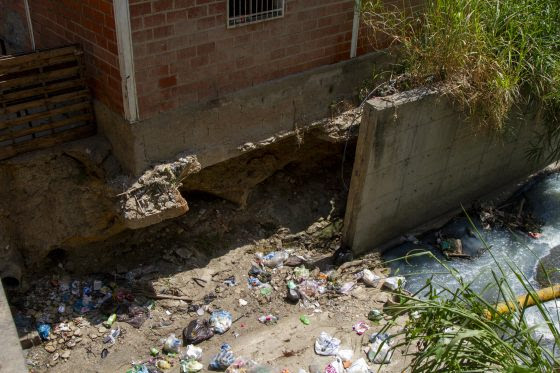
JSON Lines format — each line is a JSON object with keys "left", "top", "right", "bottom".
{"left": 153, "top": 0, "right": 174, "bottom": 13}
{"left": 196, "top": 41, "right": 215, "bottom": 55}
{"left": 159, "top": 75, "right": 177, "bottom": 88}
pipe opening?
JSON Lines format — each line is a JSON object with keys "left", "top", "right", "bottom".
{"left": 2, "top": 276, "right": 20, "bottom": 289}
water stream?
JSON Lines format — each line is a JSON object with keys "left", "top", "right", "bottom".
{"left": 383, "top": 172, "right": 560, "bottom": 343}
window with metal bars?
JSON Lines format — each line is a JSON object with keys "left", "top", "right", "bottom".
{"left": 228, "top": 0, "right": 285, "bottom": 28}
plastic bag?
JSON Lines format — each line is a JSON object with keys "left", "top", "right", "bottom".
{"left": 352, "top": 321, "right": 369, "bottom": 336}
{"left": 314, "top": 332, "right": 340, "bottom": 356}
{"left": 224, "top": 357, "right": 259, "bottom": 372}
{"left": 182, "top": 344, "right": 203, "bottom": 360}
{"left": 382, "top": 276, "right": 406, "bottom": 291}
{"left": 324, "top": 357, "right": 344, "bottom": 373}
{"left": 258, "top": 314, "right": 278, "bottom": 324}
{"left": 368, "top": 333, "right": 392, "bottom": 364}
{"left": 337, "top": 282, "right": 355, "bottom": 295}
{"left": 181, "top": 359, "right": 204, "bottom": 373}
{"left": 210, "top": 310, "right": 233, "bottom": 334}
{"left": 337, "top": 348, "right": 353, "bottom": 362}
{"left": 163, "top": 333, "right": 182, "bottom": 353}
{"left": 346, "top": 358, "right": 370, "bottom": 373}
{"left": 360, "top": 269, "right": 381, "bottom": 287}
{"left": 183, "top": 319, "right": 215, "bottom": 345}
{"left": 293, "top": 266, "right": 310, "bottom": 282}
{"left": 209, "top": 343, "right": 235, "bottom": 370}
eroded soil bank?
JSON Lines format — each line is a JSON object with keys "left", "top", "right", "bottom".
{"left": 7, "top": 134, "right": 412, "bottom": 372}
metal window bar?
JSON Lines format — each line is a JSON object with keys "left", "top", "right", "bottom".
{"left": 228, "top": 0, "right": 285, "bottom": 28}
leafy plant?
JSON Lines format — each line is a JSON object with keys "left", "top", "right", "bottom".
{"left": 361, "top": 0, "right": 560, "bottom": 161}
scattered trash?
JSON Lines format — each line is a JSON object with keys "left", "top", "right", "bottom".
{"left": 287, "top": 288, "right": 300, "bottom": 303}
{"left": 352, "top": 321, "right": 369, "bottom": 335}
{"left": 37, "top": 323, "right": 51, "bottom": 340}
{"left": 163, "top": 333, "right": 182, "bottom": 353}
{"left": 324, "top": 357, "right": 344, "bottom": 373}
{"left": 157, "top": 360, "right": 172, "bottom": 370}
{"left": 367, "top": 309, "right": 383, "bottom": 322}
{"left": 257, "top": 251, "right": 290, "bottom": 268}
{"left": 332, "top": 246, "right": 353, "bottom": 266}
{"left": 183, "top": 344, "right": 203, "bottom": 360}
{"left": 183, "top": 319, "right": 215, "bottom": 345}
{"left": 382, "top": 277, "right": 406, "bottom": 291}
{"left": 337, "top": 348, "right": 353, "bottom": 362}
{"left": 238, "top": 299, "right": 248, "bottom": 306}
{"left": 127, "top": 364, "right": 150, "bottom": 373}
{"left": 224, "top": 357, "right": 260, "bottom": 372}
{"left": 337, "top": 282, "right": 355, "bottom": 295}
{"left": 529, "top": 232, "right": 542, "bottom": 239}
{"left": 101, "top": 348, "right": 109, "bottom": 359}
{"left": 104, "top": 313, "right": 117, "bottom": 327}
{"left": 209, "top": 343, "right": 236, "bottom": 370}
{"left": 260, "top": 286, "right": 273, "bottom": 296}
{"left": 345, "top": 358, "right": 369, "bottom": 373}
{"left": 368, "top": 333, "right": 392, "bottom": 364}
{"left": 299, "top": 315, "right": 310, "bottom": 325}
{"left": 210, "top": 310, "right": 233, "bottom": 334}
{"left": 258, "top": 314, "right": 278, "bottom": 324}
{"left": 314, "top": 332, "right": 340, "bottom": 356}
{"left": 103, "top": 327, "right": 121, "bottom": 344}
{"left": 360, "top": 269, "right": 381, "bottom": 287}
{"left": 57, "top": 304, "right": 65, "bottom": 314}
{"left": 293, "top": 266, "right": 310, "bottom": 282}
{"left": 224, "top": 276, "right": 237, "bottom": 287}
{"left": 181, "top": 359, "right": 204, "bottom": 372}
{"left": 150, "top": 347, "right": 160, "bottom": 357}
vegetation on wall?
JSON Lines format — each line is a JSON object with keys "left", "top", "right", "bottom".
{"left": 362, "top": 0, "right": 560, "bottom": 161}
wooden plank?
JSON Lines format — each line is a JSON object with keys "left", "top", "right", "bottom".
{"left": 0, "top": 54, "right": 78, "bottom": 75}
{"left": 0, "top": 46, "right": 77, "bottom": 68}
{"left": 0, "top": 66, "right": 81, "bottom": 91}
{"left": 2, "top": 89, "right": 90, "bottom": 115}
{"left": 1, "top": 101, "right": 90, "bottom": 129}
{"left": 0, "top": 124, "right": 96, "bottom": 161}
{"left": 0, "top": 78, "right": 85, "bottom": 102}
{"left": 0, "top": 113, "right": 92, "bottom": 142}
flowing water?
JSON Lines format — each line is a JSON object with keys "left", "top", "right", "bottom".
{"left": 384, "top": 172, "right": 560, "bottom": 344}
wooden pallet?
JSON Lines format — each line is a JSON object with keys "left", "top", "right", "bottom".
{"left": 0, "top": 45, "right": 96, "bottom": 160}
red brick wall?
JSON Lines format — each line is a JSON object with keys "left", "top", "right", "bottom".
{"left": 2, "top": 0, "right": 124, "bottom": 115}
{"left": 130, "top": 0, "right": 360, "bottom": 120}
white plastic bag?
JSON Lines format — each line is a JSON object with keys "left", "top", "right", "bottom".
{"left": 361, "top": 269, "right": 381, "bottom": 287}
{"left": 382, "top": 276, "right": 406, "bottom": 291}
{"left": 346, "top": 358, "right": 370, "bottom": 373}
{"left": 368, "top": 333, "right": 393, "bottom": 364}
{"left": 314, "top": 332, "right": 340, "bottom": 356}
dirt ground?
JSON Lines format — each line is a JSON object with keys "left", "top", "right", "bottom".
{"left": 7, "top": 144, "right": 412, "bottom": 373}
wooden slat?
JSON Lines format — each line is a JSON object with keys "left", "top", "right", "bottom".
{"left": 0, "top": 78, "right": 86, "bottom": 102}
{"left": 2, "top": 90, "right": 90, "bottom": 114}
{"left": 0, "top": 54, "right": 78, "bottom": 76}
{"left": 0, "top": 66, "right": 81, "bottom": 91}
{"left": 0, "top": 46, "right": 76, "bottom": 68}
{"left": 0, "top": 125, "right": 96, "bottom": 161}
{"left": 1, "top": 101, "right": 91, "bottom": 129}
{"left": 0, "top": 113, "right": 92, "bottom": 142}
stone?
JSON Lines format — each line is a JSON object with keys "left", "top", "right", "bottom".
{"left": 44, "top": 343, "right": 56, "bottom": 353}
{"left": 536, "top": 244, "right": 560, "bottom": 287}
{"left": 98, "top": 326, "right": 107, "bottom": 333}
{"left": 89, "top": 333, "right": 98, "bottom": 340}
{"left": 61, "top": 350, "right": 71, "bottom": 359}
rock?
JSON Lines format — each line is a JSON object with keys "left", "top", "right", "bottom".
{"left": 73, "top": 329, "right": 82, "bottom": 337}
{"left": 44, "top": 343, "right": 56, "bottom": 353}
{"left": 61, "top": 350, "right": 71, "bottom": 359}
{"left": 98, "top": 326, "right": 107, "bottom": 333}
{"left": 52, "top": 353, "right": 59, "bottom": 361}
{"left": 89, "top": 333, "right": 98, "bottom": 340}
{"left": 536, "top": 245, "right": 560, "bottom": 287}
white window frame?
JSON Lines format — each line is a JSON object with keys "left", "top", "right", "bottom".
{"left": 227, "top": 0, "right": 285, "bottom": 28}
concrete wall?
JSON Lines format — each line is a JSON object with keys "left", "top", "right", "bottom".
{"left": 98, "top": 52, "right": 390, "bottom": 175}
{"left": 344, "top": 88, "right": 547, "bottom": 253}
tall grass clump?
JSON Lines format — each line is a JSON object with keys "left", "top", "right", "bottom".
{"left": 375, "top": 219, "right": 560, "bottom": 371}
{"left": 362, "top": 0, "right": 560, "bottom": 161}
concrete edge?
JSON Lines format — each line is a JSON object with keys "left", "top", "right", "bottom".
{"left": 0, "top": 282, "right": 27, "bottom": 373}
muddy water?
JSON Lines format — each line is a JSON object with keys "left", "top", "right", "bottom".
{"left": 384, "top": 173, "right": 560, "bottom": 343}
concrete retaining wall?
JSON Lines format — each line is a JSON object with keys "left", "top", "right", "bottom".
{"left": 344, "top": 88, "right": 547, "bottom": 253}
{"left": 97, "top": 52, "right": 391, "bottom": 175}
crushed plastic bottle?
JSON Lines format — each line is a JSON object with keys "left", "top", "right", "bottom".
{"left": 183, "top": 319, "right": 214, "bottom": 345}
{"left": 209, "top": 343, "right": 235, "bottom": 370}
{"left": 163, "top": 333, "right": 182, "bottom": 353}
{"left": 210, "top": 310, "right": 233, "bottom": 334}
{"left": 103, "top": 327, "right": 121, "bottom": 344}
{"left": 368, "top": 333, "right": 393, "bottom": 364}
{"left": 314, "top": 332, "right": 340, "bottom": 356}
{"left": 382, "top": 276, "right": 406, "bottom": 291}
{"left": 256, "top": 251, "right": 290, "bottom": 268}
{"left": 360, "top": 269, "right": 381, "bottom": 287}
{"left": 104, "top": 313, "right": 117, "bottom": 327}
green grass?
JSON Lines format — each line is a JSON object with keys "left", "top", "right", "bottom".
{"left": 361, "top": 0, "right": 560, "bottom": 161}
{"left": 373, "top": 215, "right": 560, "bottom": 372}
